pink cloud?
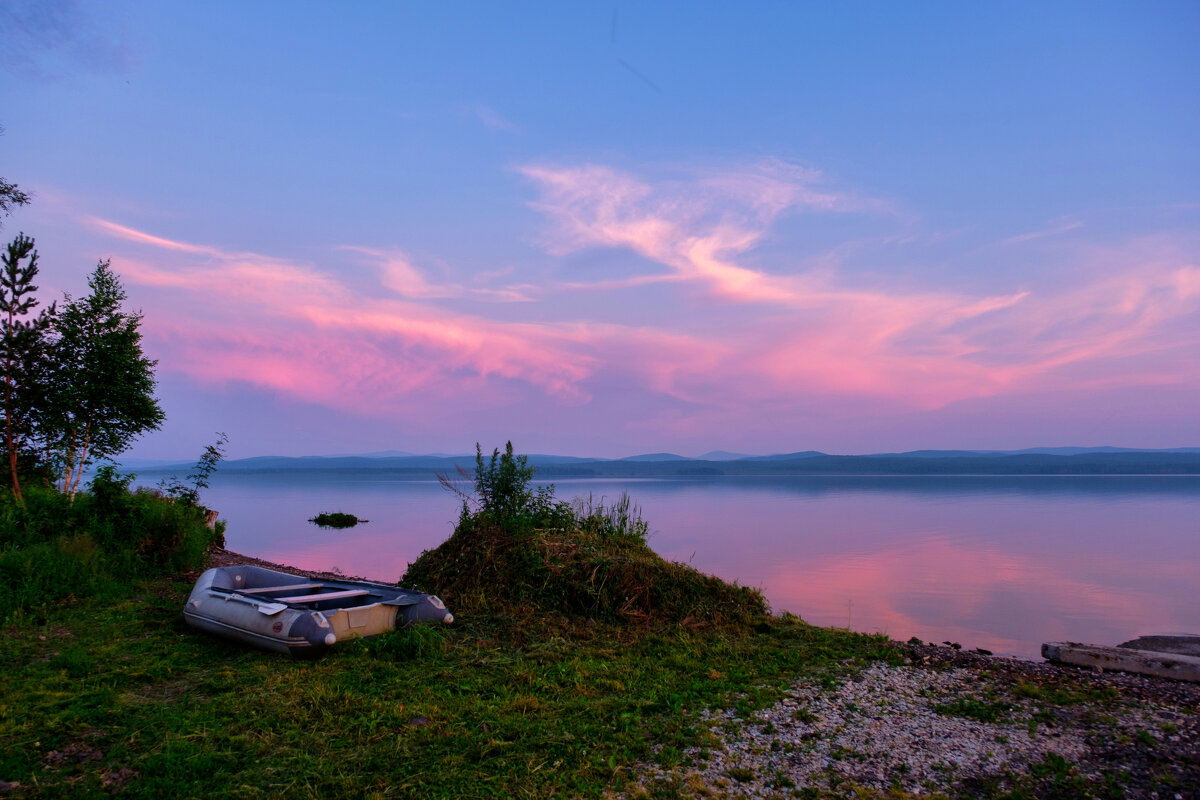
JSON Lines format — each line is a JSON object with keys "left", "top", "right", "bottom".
{"left": 520, "top": 161, "right": 886, "bottom": 303}
{"left": 520, "top": 163, "right": 1200, "bottom": 411}
{"left": 137, "top": 273, "right": 596, "bottom": 404}
{"left": 89, "top": 166, "right": 1200, "bottom": 438}
{"left": 338, "top": 245, "right": 537, "bottom": 303}
{"left": 735, "top": 255, "right": 1200, "bottom": 411}
{"left": 97, "top": 220, "right": 730, "bottom": 414}
{"left": 86, "top": 217, "right": 224, "bottom": 256}
{"left": 339, "top": 246, "right": 462, "bottom": 300}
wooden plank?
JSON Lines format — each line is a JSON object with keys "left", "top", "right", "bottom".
{"left": 275, "top": 589, "right": 371, "bottom": 604}
{"left": 240, "top": 583, "right": 327, "bottom": 595}
{"left": 1042, "top": 642, "right": 1200, "bottom": 683}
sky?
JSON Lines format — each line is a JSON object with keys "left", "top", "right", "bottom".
{"left": 2, "top": 1, "right": 1198, "bottom": 460}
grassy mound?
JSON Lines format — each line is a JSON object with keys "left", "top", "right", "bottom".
{"left": 403, "top": 521, "right": 768, "bottom": 626}
{"left": 402, "top": 443, "right": 767, "bottom": 627}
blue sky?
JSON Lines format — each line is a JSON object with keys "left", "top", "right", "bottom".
{"left": 3, "top": 1, "right": 1198, "bottom": 458}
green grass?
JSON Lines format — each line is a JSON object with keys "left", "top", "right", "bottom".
{"left": 1, "top": 580, "right": 898, "bottom": 799}
{"left": 933, "top": 697, "right": 1014, "bottom": 724}
{"left": 1012, "top": 679, "right": 1121, "bottom": 707}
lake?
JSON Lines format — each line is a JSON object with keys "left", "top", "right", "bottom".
{"left": 187, "top": 472, "right": 1200, "bottom": 659}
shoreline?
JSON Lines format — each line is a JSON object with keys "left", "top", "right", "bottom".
{"left": 202, "top": 546, "right": 1190, "bottom": 684}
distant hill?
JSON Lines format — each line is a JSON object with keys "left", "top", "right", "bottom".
{"left": 698, "top": 450, "right": 752, "bottom": 461}
{"left": 743, "top": 451, "right": 827, "bottom": 461}
{"left": 620, "top": 453, "right": 693, "bottom": 462}
{"left": 869, "top": 447, "right": 1200, "bottom": 458}
{"left": 1005, "top": 446, "right": 1200, "bottom": 456}
{"left": 126, "top": 446, "right": 1200, "bottom": 479}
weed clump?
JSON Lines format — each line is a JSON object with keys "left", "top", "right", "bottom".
{"left": 402, "top": 442, "right": 767, "bottom": 627}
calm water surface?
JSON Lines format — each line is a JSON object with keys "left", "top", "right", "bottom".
{"left": 190, "top": 473, "right": 1200, "bottom": 658}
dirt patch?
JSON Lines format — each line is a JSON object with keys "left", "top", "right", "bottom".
{"left": 101, "top": 767, "right": 138, "bottom": 790}
{"left": 42, "top": 742, "right": 103, "bottom": 769}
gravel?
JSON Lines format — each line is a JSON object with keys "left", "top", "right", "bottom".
{"left": 626, "top": 643, "right": 1200, "bottom": 799}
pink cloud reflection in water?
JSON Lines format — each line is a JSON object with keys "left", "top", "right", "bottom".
{"left": 194, "top": 474, "right": 1200, "bottom": 659}
{"left": 634, "top": 477, "right": 1200, "bottom": 658}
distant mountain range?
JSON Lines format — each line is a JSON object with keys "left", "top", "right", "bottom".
{"left": 125, "top": 446, "right": 1200, "bottom": 478}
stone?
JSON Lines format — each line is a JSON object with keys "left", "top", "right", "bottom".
{"left": 1042, "top": 642, "right": 1200, "bottom": 683}
{"left": 1118, "top": 635, "right": 1200, "bottom": 658}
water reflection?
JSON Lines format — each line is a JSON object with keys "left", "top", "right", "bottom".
{"left": 188, "top": 472, "right": 1200, "bottom": 658}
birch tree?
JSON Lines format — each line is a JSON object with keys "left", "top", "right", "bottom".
{"left": 42, "top": 260, "right": 163, "bottom": 499}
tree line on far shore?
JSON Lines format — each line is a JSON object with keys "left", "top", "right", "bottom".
{"left": 1, "top": 173, "right": 163, "bottom": 504}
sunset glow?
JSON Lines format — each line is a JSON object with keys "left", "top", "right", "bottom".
{"left": 5, "top": 2, "right": 1197, "bottom": 458}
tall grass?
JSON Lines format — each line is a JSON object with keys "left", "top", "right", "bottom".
{"left": 574, "top": 491, "right": 650, "bottom": 540}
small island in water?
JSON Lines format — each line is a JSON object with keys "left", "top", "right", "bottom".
{"left": 308, "top": 511, "right": 367, "bottom": 529}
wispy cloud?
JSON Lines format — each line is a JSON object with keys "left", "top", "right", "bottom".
{"left": 464, "top": 103, "right": 518, "bottom": 133}
{"left": 338, "top": 245, "right": 537, "bottom": 302}
{"left": 94, "top": 220, "right": 722, "bottom": 412}
{"left": 1000, "top": 216, "right": 1085, "bottom": 245}
{"left": 339, "top": 246, "right": 461, "bottom": 300}
{"left": 520, "top": 162, "right": 1200, "bottom": 411}
{"left": 519, "top": 160, "right": 887, "bottom": 303}
{"left": 88, "top": 159, "right": 1200, "bottom": 437}
{"left": 87, "top": 217, "right": 224, "bottom": 257}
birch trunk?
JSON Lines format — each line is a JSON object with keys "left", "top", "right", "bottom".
{"left": 67, "top": 422, "right": 91, "bottom": 501}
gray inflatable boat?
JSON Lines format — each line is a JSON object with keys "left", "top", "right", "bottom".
{"left": 184, "top": 565, "right": 453, "bottom": 657}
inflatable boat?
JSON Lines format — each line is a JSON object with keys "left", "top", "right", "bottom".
{"left": 184, "top": 565, "right": 453, "bottom": 656}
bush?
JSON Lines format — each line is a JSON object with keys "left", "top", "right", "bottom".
{"left": 0, "top": 471, "right": 222, "bottom": 621}
{"left": 469, "top": 442, "right": 574, "bottom": 531}
{"left": 404, "top": 443, "right": 767, "bottom": 627}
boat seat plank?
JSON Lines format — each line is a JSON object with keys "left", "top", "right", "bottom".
{"left": 239, "top": 583, "right": 327, "bottom": 595}
{"left": 275, "top": 589, "right": 372, "bottom": 603}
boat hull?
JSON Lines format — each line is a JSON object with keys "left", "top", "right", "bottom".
{"left": 183, "top": 565, "right": 452, "bottom": 656}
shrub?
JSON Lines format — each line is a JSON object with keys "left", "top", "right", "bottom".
{"left": 468, "top": 442, "right": 573, "bottom": 531}
{"left": 0, "top": 471, "right": 222, "bottom": 621}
